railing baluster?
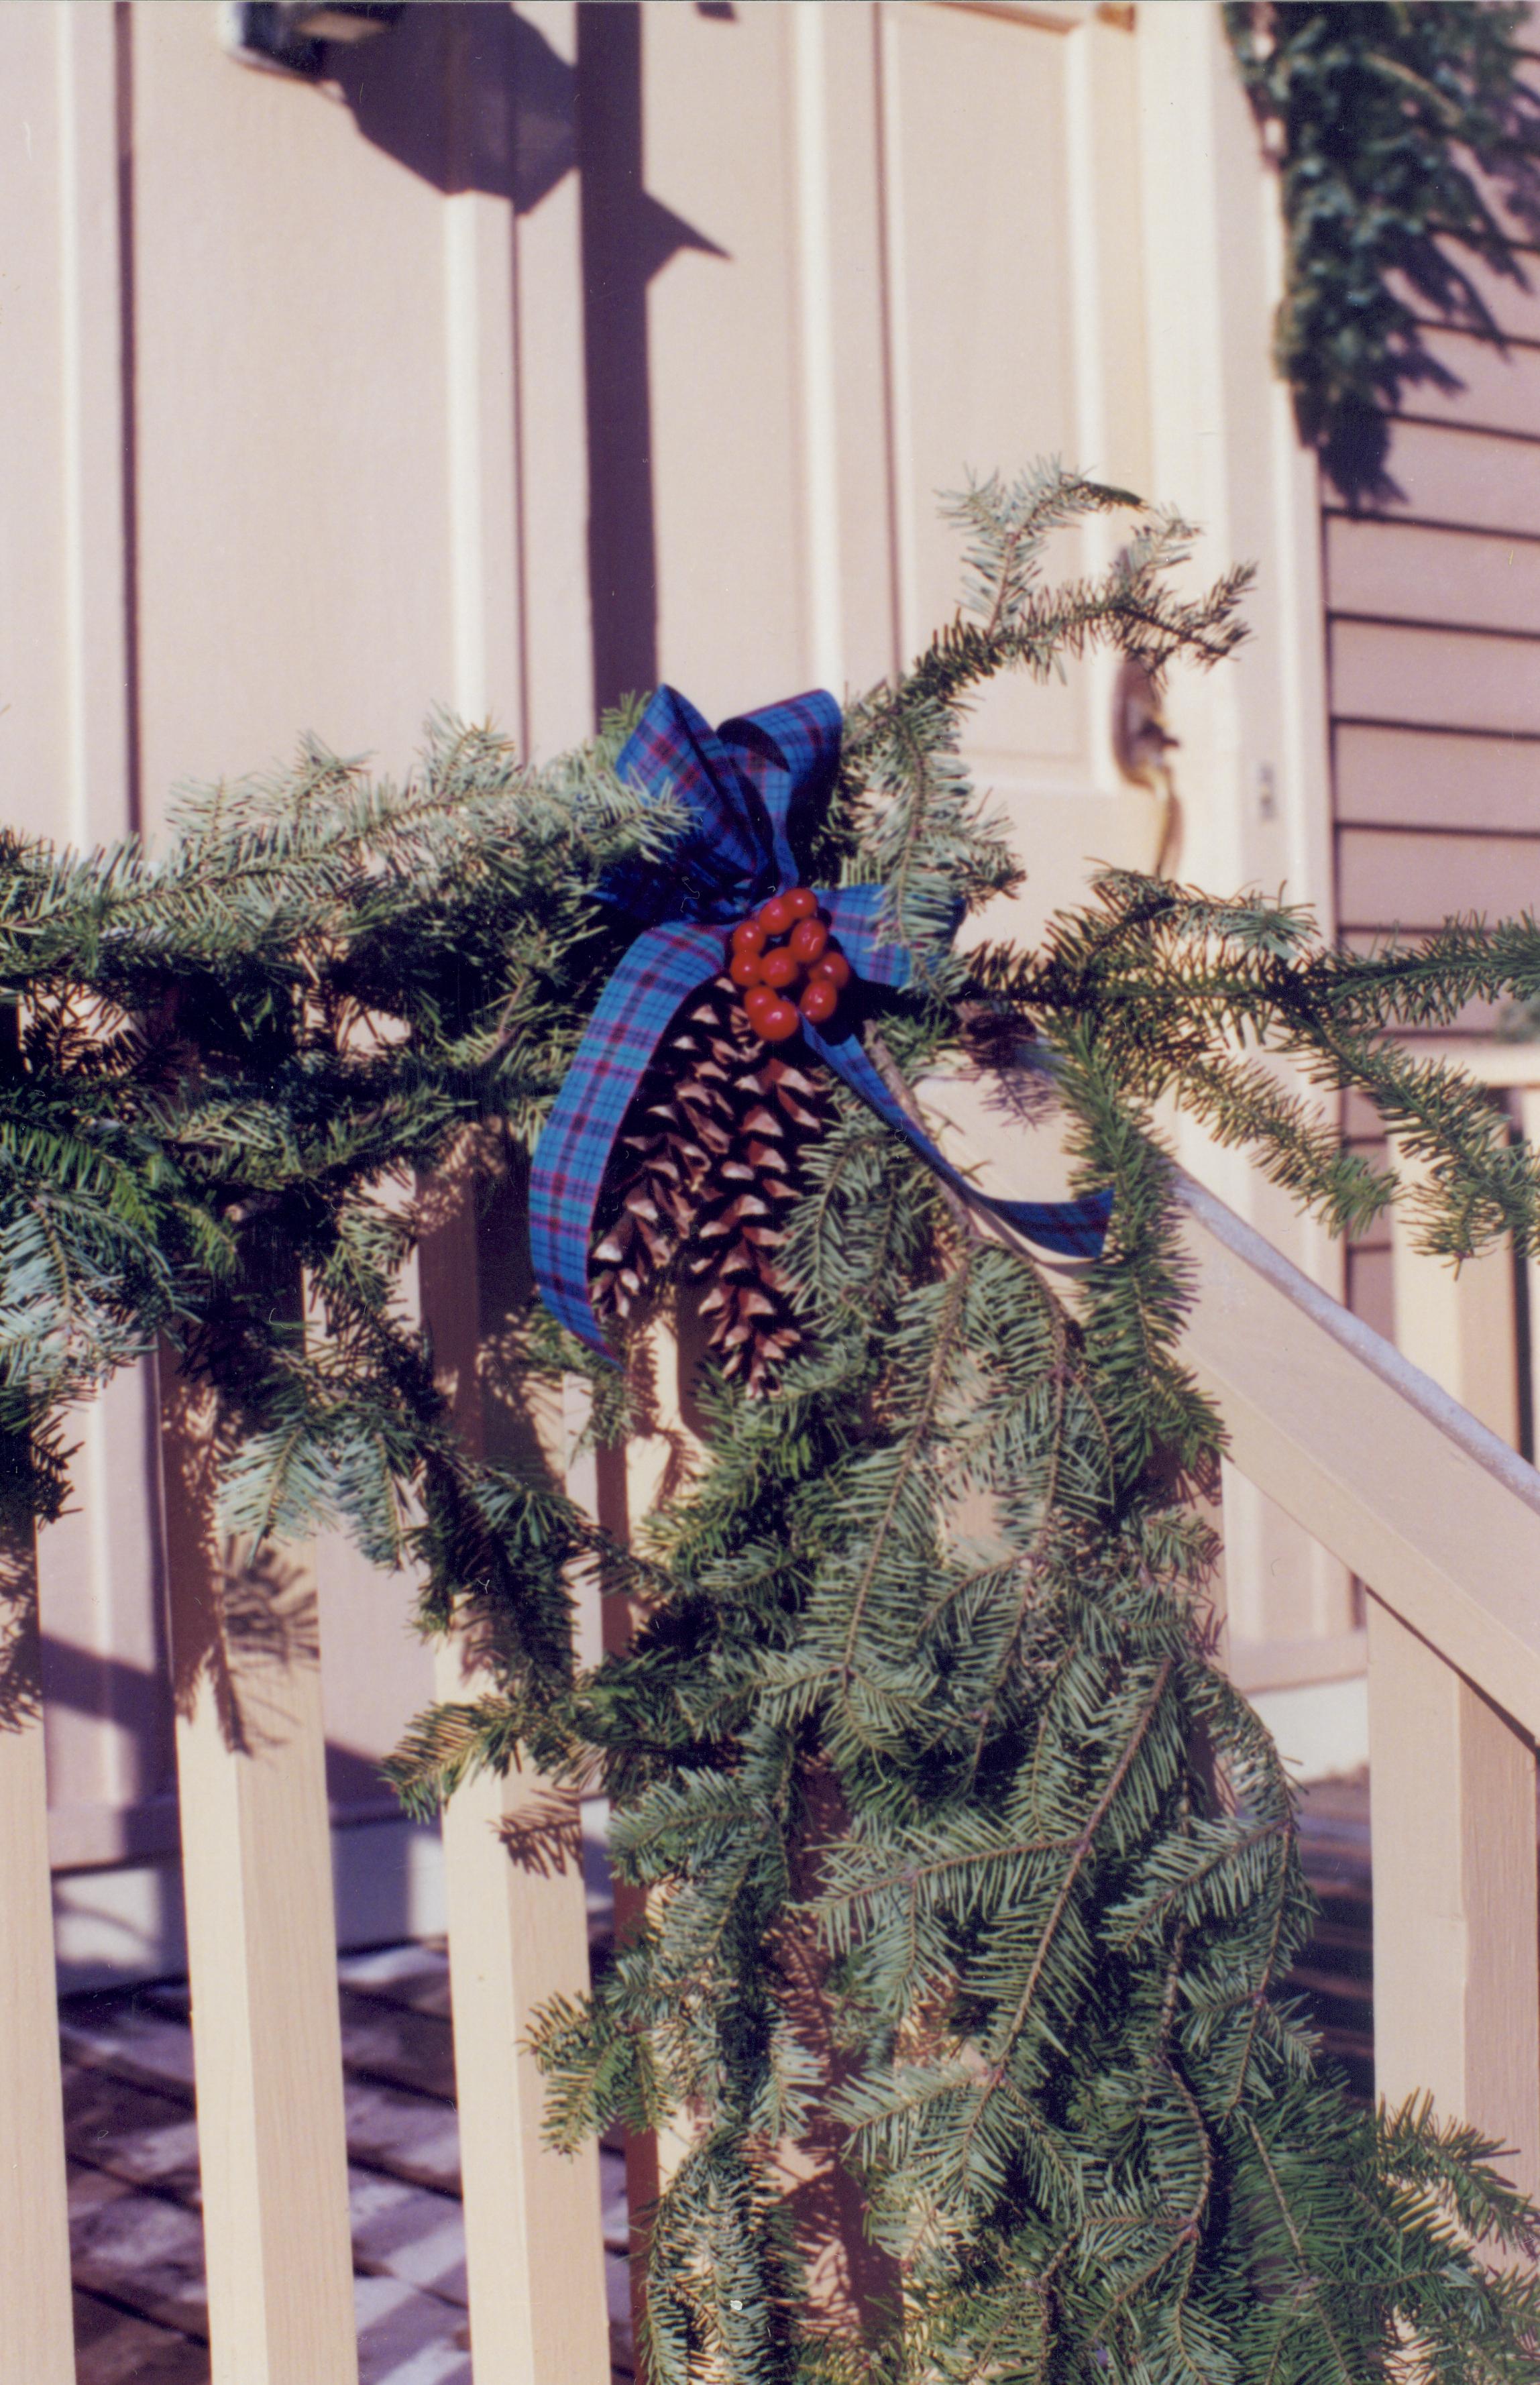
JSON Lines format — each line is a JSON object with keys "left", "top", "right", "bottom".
{"left": 1391, "top": 1170, "right": 1521, "bottom": 1450}
{"left": 436, "top": 1645, "right": 610, "bottom": 2382}
{"left": 1366, "top": 1598, "right": 1540, "bottom": 2194}
{"left": 1516, "top": 1085, "right": 1540, "bottom": 1461}
{"left": 419, "top": 1184, "right": 609, "bottom": 2384}
{"left": 1385, "top": 1192, "right": 1540, "bottom": 2195}
{"left": 0, "top": 1518, "right": 74, "bottom": 2382}
{"left": 158, "top": 1358, "right": 359, "bottom": 2385}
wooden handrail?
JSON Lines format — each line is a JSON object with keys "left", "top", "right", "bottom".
{"left": 924, "top": 1064, "right": 1540, "bottom": 2182}
{"left": 1176, "top": 1168, "right": 1540, "bottom": 1736}
{"left": 918, "top": 1063, "right": 1540, "bottom": 1734}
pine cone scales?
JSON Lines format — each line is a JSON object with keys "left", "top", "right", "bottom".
{"left": 589, "top": 974, "right": 830, "bottom": 1392}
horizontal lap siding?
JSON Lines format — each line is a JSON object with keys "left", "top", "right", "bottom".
{"left": 1327, "top": 519, "right": 1540, "bottom": 639}
{"left": 1338, "top": 830, "right": 1540, "bottom": 926}
{"left": 1325, "top": 328, "right": 1540, "bottom": 1336}
{"left": 1337, "top": 724, "right": 1540, "bottom": 830}
{"left": 1333, "top": 620, "right": 1540, "bottom": 735}
{"left": 1397, "top": 325, "right": 1540, "bottom": 437}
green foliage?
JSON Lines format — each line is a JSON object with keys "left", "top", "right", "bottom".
{"left": 0, "top": 705, "right": 667, "bottom": 1679}
{"left": 3, "top": 463, "right": 1540, "bottom": 2378}
{"left": 1225, "top": 1, "right": 1540, "bottom": 501}
{"left": 971, "top": 881, "right": 1540, "bottom": 1261}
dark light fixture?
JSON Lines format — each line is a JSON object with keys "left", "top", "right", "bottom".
{"left": 222, "top": 3, "right": 404, "bottom": 80}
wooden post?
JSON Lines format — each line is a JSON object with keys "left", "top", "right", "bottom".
{"left": 775, "top": 1763, "right": 903, "bottom": 2341}
{"left": 1390, "top": 1176, "right": 1521, "bottom": 1449}
{"left": 1366, "top": 1598, "right": 1540, "bottom": 2195}
{"left": 158, "top": 1359, "right": 359, "bottom": 2385}
{"left": 1515, "top": 1085, "right": 1540, "bottom": 1463}
{"left": 0, "top": 1517, "right": 75, "bottom": 2383}
{"left": 620, "top": 1309, "right": 902, "bottom": 2345}
{"left": 1384, "top": 1195, "right": 1540, "bottom": 2195}
{"left": 419, "top": 1178, "right": 609, "bottom": 2385}
{"left": 435, "top": 1645, "right": 609, "bottom": 2384}
{"left": 598, "top": 1312, "right": 704, "bottom": 2365}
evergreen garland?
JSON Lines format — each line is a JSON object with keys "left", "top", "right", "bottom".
{"left": 2, "top": 466, "right": 1539, "bottom": 2377}
{"left": 1224, "top": 1, "right": 1540, "bottom": 502}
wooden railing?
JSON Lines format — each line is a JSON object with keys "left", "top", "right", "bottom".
{"left": 7, "top": 1070, "right": 1540, "bottom": 2379}
{"left": 1391, "top": 1042, "right": 1540, "bottom": 1466}
{"left": 1182, "top": 1166, "right": 1540, "bottom": 2195}
{"left": 934, "top": 1063, "right": 1540, "bottom": 2201}
{"left": 1, "top": 1184, "right": 614, "bottom": 2385}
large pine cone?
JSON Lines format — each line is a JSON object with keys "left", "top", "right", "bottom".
{"left": 589, "top": 975, "right": 830, "bottom": 1394}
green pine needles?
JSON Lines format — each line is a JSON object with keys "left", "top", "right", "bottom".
{"left": 1225, "top": 1, "right": 1540, "bottom": 503}
{"left": 4, "top": 465, "right": 1540, "bottom": 2378}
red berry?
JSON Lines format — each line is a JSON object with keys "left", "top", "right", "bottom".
{"left": 743, "top": 983, "right": 778, "bottom": 1025}
{"left": 788, "top": 917, "right": 828, "bottom": 964}
{"left": 757, "top": 997, "right": 800, "bottom": 1042}
{"left": 730, "top": 918, "right": 767, "bottom": 955}
{"left": 811, "top": 949, "right": 851, "bottom": 991}
{"left": 729, "top": 949, "right": 764, "bottom": 989}
{"left": 798, "top": 977, "right": 838, "bottom": 1025}
{"left": 759, "top": 893, "right": 794, "bottom": 937}
{"left": 761, "top": 948, "right": 800, "bottom": 991}
{"left": 784, "top": 886, "right": 817, "bottom": 921}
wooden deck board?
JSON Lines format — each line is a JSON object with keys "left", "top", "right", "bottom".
{"left": 53, "top": 1813, "right": 1369, "bottom": 2382}
{"left": 60, "top": 1939, "right": 633, "bottom": 2384}
{"left": 63, "top": 2068, "right": 203, "bottom": 2204}
{"left": 1292, "top": 1776, "right": 1374, "bottom": 2105}
{"left": 68, "top": 2162, "right": 209, "bottom": 2337}
{"left": 71, "top": 2288, "right": 210, "bottom": 2385}
{"left": 336, "top": 1944, "right": 456, "bottom": 2022}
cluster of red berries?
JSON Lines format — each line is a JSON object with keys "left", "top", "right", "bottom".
{"left": 726, "top": 886, "right": 852, "bottom": 1044}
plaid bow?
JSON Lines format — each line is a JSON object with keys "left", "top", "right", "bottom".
{"left": 529, "top": 684, "right": 1113, "bottom": 1355}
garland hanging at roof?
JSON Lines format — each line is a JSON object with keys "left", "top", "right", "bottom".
{"left": 1225, "top": 0, "right": 1540, "bottom": 502}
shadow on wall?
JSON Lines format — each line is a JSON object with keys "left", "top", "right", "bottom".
{"left": 320, "top": 1, "right": 728, "bottom": 719}
{"left": 42, "top": 1630, "right": 416, "bottom": 1825}
{"left": 44, "top": 1631, "right": 447, "bottom": 1988}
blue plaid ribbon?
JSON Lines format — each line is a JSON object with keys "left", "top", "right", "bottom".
{"left": 529, "top": 685, "right": 1113, "bottom": 1355}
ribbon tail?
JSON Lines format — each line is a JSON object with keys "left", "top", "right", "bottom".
{"left": 530, "top": 923, "right": 727, "bottom": 1354}
{"left": 801, "top": 1023, "right": 1114, "bottom": 1262}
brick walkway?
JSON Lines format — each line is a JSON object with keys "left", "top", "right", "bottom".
{"left": 62, "top": 1940, "right": 631, "bottom": 2384}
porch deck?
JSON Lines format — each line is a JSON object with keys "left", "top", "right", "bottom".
{"left": 57, "top": 1781, "right": 1368, "bottom": 2383}
{"left": 62, "top": 1936, "right": 631, "bottom": 2385}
